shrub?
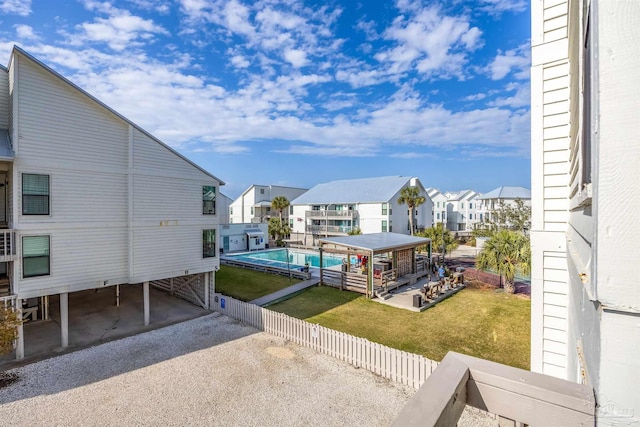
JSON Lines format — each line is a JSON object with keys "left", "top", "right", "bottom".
{"left": 0, "top": 304, "right": 21, "bottom": 355}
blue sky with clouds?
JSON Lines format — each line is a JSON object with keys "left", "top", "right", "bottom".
{"left": 0, "top": 0, "right": 530, "bottom": 199}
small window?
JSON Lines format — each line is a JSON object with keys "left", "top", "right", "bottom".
{"left": 389, "top": 221, "right": 393, "bottom": 232}
{"left": 382, "top": 203, "right": 387, "bottom": 215}
{"left": 203, "top": 186, "right": 216, "bottom": 215}
{"left": 22, "top": 174, "right": 50, "bottom": 215}
{"left": 251, "top": 207, "right": 254, "bottom": 215}
{"left": 289, "top": 218, "right": 293, "bottom": 227}
{"left": 230, "top": 207, "right": 233, "bottom": 215}
{"left": 203, "top": 229, "right": 216, "bottom": 258}
{"left": 437, "top": 213, "right": 440, "bottom": 220}
{"left": 260, "top": 188, "right": 265, "bottom": 194}
{"left": 312, "top": 205, "right": 320, "bottom": 211}
{"left": 470, "top": 203, "right": 473, "bottom": 209}
{"left": 461, "top": 203, "right": 464, "bottom": 208}
{"left": 23, "top": 235, "right": 50, "bottom": 278}
{"left": 289, "top": 206, "right": 293, "bottom": 215}
{"left": 382, "top": 220, "right": 387, "bottom": 232}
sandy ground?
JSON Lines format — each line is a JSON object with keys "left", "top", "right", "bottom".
{"left": 0, "top": 312, "right": 496, "bottom": 426}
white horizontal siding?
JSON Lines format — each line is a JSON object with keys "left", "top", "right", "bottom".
{"left": 16, "top": 55, "right": 128, "bottom": 168}
{"left": 133, "top": 174, "right": 213, "bottom": 221}
{"left": 0, "top": 70, "right": 8, "bottom": 129}
{"left": 17, "top": 227, "right": 128, "bottom": 298}
{"left": 132, "top": 225, "right": 218, "bottom": 282}
{"left": 17, "top": 169, "right": 128, "bottom": 224}
{"left": 544, "top": 315, "right": 567, "bottom": 331}
{"left": 133, "top": 129, "right": 212, "bottom": 181}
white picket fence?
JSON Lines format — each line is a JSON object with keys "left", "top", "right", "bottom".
{"left": 212, "top": 293, "right": 439, "bottom": 390}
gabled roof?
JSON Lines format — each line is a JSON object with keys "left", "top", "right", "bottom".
{"left": 319, "top": 232, "right": 431, "bottom": 254}
{"left": 478, "top": 186, "right": 531, "bottom": 200}
{"left": 446, "top": 190, "right": 477, "bottom": 201}
{"left": 426, "top": 187, "right": 444, "bottom": 198}
{"left": 10, "top": 46, "right": 225, "bottom": 185}
{"left": 292, "top": 176, "right": 420, "bottom": 205}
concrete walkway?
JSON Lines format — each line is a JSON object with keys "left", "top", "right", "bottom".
{"left": 250, "top": 277, "right": 320, "bottom": 307}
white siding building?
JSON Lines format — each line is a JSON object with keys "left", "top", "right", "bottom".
{"left": 229, "top": 184, "right": 307, "bottom": 224}
{"left": 531, "top": 0, "right": 639, "bottom": 422}
{"left": 443, "top": 190, "right": 481, "bottom": 233}
{"left": 427, "top": 188, "right": 448, "bottom": 226}
{"left": 1, "top": 47, "right": 224, "bottom": 359}
{"left": 290, "top": 176, "right": 432, "bottom": 241}
{"left": 217, "top": 193, "right": 233, "bottom": 224}
{"left": 427, "top": 188, "right": 482, "bottom": 233}
{"left": 476, "top": 186, "right": 531, "bottom": 226}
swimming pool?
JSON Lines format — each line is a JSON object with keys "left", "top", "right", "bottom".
{"left": 225, "top": 248, "right": 344, "bottom": 269}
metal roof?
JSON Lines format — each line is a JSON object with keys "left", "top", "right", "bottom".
{"left": 292, "top": 176, "right": 417, "bottom": 205}
{"left": 245, "top": 228, "right": 265, "bottom": 236}
{"left": 319, "top": 232, "right": 430, "bottom": 253}
{"left": 478, "top": 186, "right": 531, "bottom": 200}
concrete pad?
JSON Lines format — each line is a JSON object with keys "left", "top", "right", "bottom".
{"left": 0, "top": 284, "right": 207, "bottom": 369}
{"left": 373, "top": 278, "right": 466, "bottom": 312}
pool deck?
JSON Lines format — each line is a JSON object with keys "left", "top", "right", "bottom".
{"left": 250, "top": 277, "right": 320, "bottom": 307}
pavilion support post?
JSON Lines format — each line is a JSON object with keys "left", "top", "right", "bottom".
{"left": 369, "top": 250, "right": 375, "bottom": 298}
{"left": 143, "top": 281, "right": 150, "bottom": 326}
{"left": 115, "top": 284, "right": 120, "bottom": 307}
{"left": 15, "top": 298, "right": 24, "bottom": 360}
{"left": 319, "top": 247, "right": 324, "bottom": 286}
{"left": 60, "top": 292, "right": 69, "bottom": 348}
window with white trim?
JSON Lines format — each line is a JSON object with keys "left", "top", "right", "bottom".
{"left": 23, "top": 235, "right": 50, "bottom": 277}
{"left": 203, "top": 229, "right": 216, "bottom": 258}
{"left": 203, "top": 186, "right": 216, "bottom": 215}
{"left": 22, "top": 174, "right": 50, "bottom": 215}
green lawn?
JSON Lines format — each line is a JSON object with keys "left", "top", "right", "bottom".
{"left": 215, "top": 265, "right": 300, "bottom": 301}
{"left": 269, "top": 286, "right": 531, "bottom": 370}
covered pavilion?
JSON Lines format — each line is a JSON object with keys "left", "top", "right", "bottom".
{"left": 318, "top": 233, "right": 432, "bottom": 298}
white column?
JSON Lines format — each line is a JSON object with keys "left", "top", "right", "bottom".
{"left": 60, "top": 292, "right": 69, "bottom": 348}
{"left": 204, "top": 273, "right": 210, "bottom": 310}
{"left": 15, "top": 298, "right": 24, "bottom": 360}
{"left": 143, "top": 281, "right": 149, "bottom": 326}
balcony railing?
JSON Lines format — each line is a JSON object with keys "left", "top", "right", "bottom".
{"left": 306, "top": 210, "right": 358, "bottom": 218}
{"left": 392, "top": 352, "right": 595, "bottom": 426}
{"left": 307, "top": 225, "right": 353, "bottom": 234}
{"left": 0, "top": 230, "right": 16, "bottom": 261}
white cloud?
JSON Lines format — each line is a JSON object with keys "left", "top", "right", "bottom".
{"left": 0, "top": 0, "right": 31, "bottom": 16}
{"left": 376, "top": 5, "right": 482, "bottom": 79}
{"left": 66, "top": 2, "right": 169, "bottom": 51}
{"left": 15, "top": 24, "right": 38, "bottom": 40}
{"left": 477, "top": 0, "right": 528, "bottom": 14}
{"left": 488, "top": 44, "right": 530, "bottom": 80}
{"left": 230, "top": 55, "right": 250, "bottom": 68}
{"left": 284, "top": 48, "right": 308, "bottom": 68}
{"left": 490, "top": 82, "right": 530, "bottom": 108}
{"left": 4, "top": 1, "right": 530, "bottom": 161}
{"left": 463, "top": 93, "right": 486, "bottom": 101}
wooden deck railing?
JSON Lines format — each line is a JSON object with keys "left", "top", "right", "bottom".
{"left": 391, "top": 351, "right": 595, "bottom": 426}
{"left": 321, "top": 269, "right": 367, "bottom": 292}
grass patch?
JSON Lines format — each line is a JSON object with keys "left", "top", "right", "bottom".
{"left": 215, "top": 265, "right": 300, "bottom": 301}
{"left": 269, "top": 286, "right": 530, "bottom": 370}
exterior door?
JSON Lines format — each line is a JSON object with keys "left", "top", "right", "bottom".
{"left": 223, "top": 236, "right": 230, "bottom": 252}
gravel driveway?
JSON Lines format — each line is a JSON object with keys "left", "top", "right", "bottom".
{"left": 0, "top": 312, "right": 497, "bottom": 426}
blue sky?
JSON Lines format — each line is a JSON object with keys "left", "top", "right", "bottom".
{"left": 0, "top": 0, "right": 531, "bottom": 199}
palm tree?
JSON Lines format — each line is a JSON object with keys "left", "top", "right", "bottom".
{"left": 476, "top": 229, "right": 531, "bottom": 294}
{"left": 397, "top": 186, "right": 426, "bottom": 236}
{"left": 419, "top": 223, "right": 458, "bottom": 258}
{"left": 271, "top": 196, "right": 290, "bottom": 223}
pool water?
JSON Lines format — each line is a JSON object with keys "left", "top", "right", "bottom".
{"left": 227, "top": 249, "right": 344, "bottom": 269}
